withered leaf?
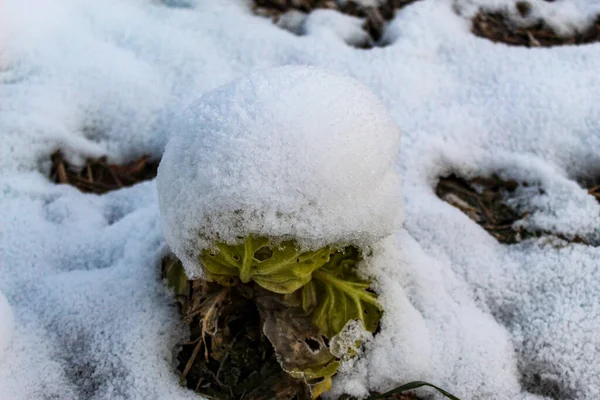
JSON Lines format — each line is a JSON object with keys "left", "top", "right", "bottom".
{"left": 257, "top": 295, "right": 338, "bottom": 399}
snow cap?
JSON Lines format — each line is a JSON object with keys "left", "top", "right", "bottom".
{"left": 157, "top": 66, "right": 402, "bottom": 277}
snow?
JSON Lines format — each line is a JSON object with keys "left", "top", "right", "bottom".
{"left": 157, "top": 66, "right": 402, "bottom": 277}
{"left": 276, "top": 10, "right": 307, "bottom": 35}
{"left": 302, "top": 10, "right": 371, "bottom": 47}
{"left": 0, "top": 291, "right": 14, "bottom": 366}
{"left": 332, "top": 233, "right": 532, "bottom": 399}
{"left": 2, "top": 0, "right": 600, "bottom": 399}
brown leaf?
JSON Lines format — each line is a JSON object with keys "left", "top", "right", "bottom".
{"left": 257, "top": 295, "right": 334, "bottom": 373}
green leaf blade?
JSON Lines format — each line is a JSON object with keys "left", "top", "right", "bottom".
{"left": 199, "top": 236, "right": 334, "bottom": 294}
{"left": 306, "top": 251, "right": 382, "bottom": 339}
{"left": 368, "top": 380, "right": 462, "bottom": 400}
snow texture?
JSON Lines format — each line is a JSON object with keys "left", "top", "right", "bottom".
{"left": 276, "top": 10, "right": 307, "bottom": 35}
{"left": 302, "top": 10, "right": 371, "bottom": 47}
{"left": 157, "top": 66, "right": 402, "bottom": 277}
{"left": 2, "top": 0, "right": 600, "bottom": 399}
{"left": 0, "top": 291, "right": 14, "bottom": 366}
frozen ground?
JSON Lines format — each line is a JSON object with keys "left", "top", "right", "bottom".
{"left": 1, "top": 0, "right": 600, "bottom": 399}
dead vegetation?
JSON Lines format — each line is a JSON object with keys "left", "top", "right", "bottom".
{"left": 436, "top": 174, "right": 531, "bottom": 244}
{"left": 472, "top": 3, "right": 600, "bottom": 47}
{"left": 254, "top": 0, "right": 600, "bottom": 49}
{"left": 163, "top": 254, "right": 311, "bottom": 400}
{"left": 163, "top": 254, "right": 435, "bottom": 399}
{"left": 253, "top": 0, "right": 420, "bottom": 47}
{"left": 50, "top": 151, "right": 159, "bottom": 194}
{"left": 436, "top": 174, "right": 600, "bottom": 246}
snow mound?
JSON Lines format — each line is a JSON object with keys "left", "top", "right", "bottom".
{"left": 0, "top": 291, "right": 14, "bottom": 366}
{"left": 302, "top": 9, "right": 370, "bottom": 47}
{"left": 158, "top": 66, "right": 403, "bottom": 277}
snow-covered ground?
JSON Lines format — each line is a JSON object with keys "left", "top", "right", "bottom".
{"left": 2, "top": 0, "right": 600, "bottom": 399}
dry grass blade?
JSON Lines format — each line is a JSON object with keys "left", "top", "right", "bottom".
{"left": 587, "top": 181, "right": 600, "bottom": 201}
{"left": 56, "top": 160, "right": 69, "bottom": 184}
{"left": 181, "top": 338, "right": 205, "bottom": 384}
{"left": 590, "top": 191, "right": 600, "bottom": 200}
{"left": 200, "top": 289, "right": 229, "bottom": 361}
{"left": 50, "top": 151, "right": 159, "bottom": 194}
